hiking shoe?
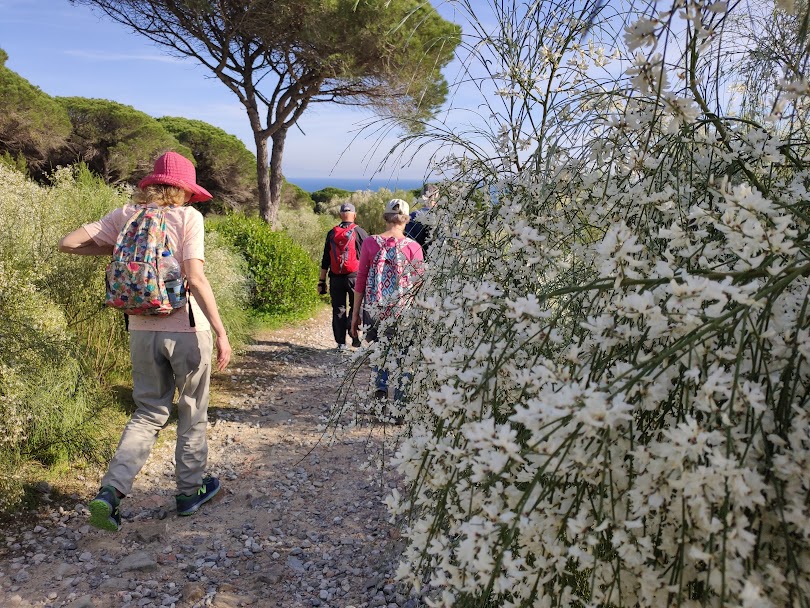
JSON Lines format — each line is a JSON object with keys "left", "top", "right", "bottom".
{"left": 337, "top": 344, "right": 348, "bottom": 352}
{"left": 351, "top": 336, "right": 362, "bottom": 348}
{"left": 176, "top": 477, "right": 221, "bottom": 516}
{"left": 88, "top": 486, "right": 121, "bottom": 532}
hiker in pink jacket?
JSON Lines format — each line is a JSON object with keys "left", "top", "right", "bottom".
{"left": 351, "top": 198, "right": 423, "bottom": 400}
{"left": 58, "top": 151, "right": 230, "bottom": 531}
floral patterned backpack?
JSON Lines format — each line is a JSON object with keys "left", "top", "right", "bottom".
{"left": 365, "top": 235, "right": 417, "bottom": 320}
{"left": 105, "top": 207, "right": 183, "bottom": 316}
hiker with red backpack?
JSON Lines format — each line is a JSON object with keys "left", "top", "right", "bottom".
{"left": 319, "top": 202, "right": 369, "bottom": 351}
{"left": 350, "top": 199, "right": 424, "bottom": 400}
{"left": 58, "top": 151, "right": 230, "bottom": 531}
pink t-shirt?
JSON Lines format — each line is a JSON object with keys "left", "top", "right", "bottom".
{"left": 355, "top": 235, "right": 424, "bottom": 295}
{"left": 83, "top": 203, "right": 211, "bottom": 333}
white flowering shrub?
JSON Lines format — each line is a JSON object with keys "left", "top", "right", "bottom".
{"left": 373, "top": 1, "right": 810, "bottom": 606}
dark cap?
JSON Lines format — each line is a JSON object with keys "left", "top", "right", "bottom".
{"left": 339, "top": 203, "right": 356, "bottom": 213}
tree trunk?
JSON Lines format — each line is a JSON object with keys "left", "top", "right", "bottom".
{"left": 254, "top": 132, "right": 273, "bottom": 225}
{"left": 268, "top": 127, "right": 288, "bottom": 230}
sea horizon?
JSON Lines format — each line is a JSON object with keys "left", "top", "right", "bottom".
{"left": 287, "top": 176, "right": 426, "bottom": 194}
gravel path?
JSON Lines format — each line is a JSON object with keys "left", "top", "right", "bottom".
{"left": 0, "top": 309, "right": 420, "bottom": 608}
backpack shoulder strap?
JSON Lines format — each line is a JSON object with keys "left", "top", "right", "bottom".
{"left": 112, "top": 207, "right": 148, "bottom": 258}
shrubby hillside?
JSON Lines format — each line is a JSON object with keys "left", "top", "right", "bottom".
{"left": 0, "top": 48, "right": 266, "bottom": 214}
{"left": 55, "top": 96, "right": 193, "bottom": 185}
{"left": 0, "top": 49, "right": 71, "bottom": 174}
{"left": 158, "top": 116, "right": 258, "bottom": 213}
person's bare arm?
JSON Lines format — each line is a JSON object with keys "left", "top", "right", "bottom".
{"left": 58, "top": 227, "right": 114, "bottom": 256}
{"left": 350, "top": 290, "right": 364, "bottom": 338}
{"left": 184, "top": 258, "right": 232, "bottom": 371}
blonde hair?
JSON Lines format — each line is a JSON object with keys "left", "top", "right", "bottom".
{"left": 132, "top": 184, "right": 188, "bottom": 207}
{"left": 384, "top": 212, "right": 409, "bottom": 225}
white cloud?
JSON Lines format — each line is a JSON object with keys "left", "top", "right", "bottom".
{"left": 64, "top": 50, "right": 183, "bottom": 64}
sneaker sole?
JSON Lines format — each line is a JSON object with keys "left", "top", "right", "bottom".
{"left": 177, "top": 484, "right": 221, "bottom": 516}
{"left": 88, "top": 499, "right": 119, "bottom": 532}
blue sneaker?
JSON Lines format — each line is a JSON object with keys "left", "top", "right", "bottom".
{"left": 89, "top": 486, "right": 122, "bottom": 532}
{"left": 176, "top": 477, "right": 221, "bottom": 516}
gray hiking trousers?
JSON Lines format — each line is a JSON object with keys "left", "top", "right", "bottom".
{"left": 102, "top": 330, "right": 213, "bottom": 496}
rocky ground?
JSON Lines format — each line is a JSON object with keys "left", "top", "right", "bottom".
{"left": 0, "top": 309, "right": 422, "bottom": 608}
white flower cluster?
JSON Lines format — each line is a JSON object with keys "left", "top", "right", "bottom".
{"left": 371, "top": 1, "right": 810, "bottom": 606}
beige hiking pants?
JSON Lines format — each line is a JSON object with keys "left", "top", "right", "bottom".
{"left": 102, "top": 330, "right": 213, "bottom": 496}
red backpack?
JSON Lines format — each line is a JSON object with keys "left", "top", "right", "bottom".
{"left": 329, "top": 224, "right": 359, "bottom": 274}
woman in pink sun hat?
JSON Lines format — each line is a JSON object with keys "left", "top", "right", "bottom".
{"left": 58, "top": 150, "right": 230, "bottom": 531}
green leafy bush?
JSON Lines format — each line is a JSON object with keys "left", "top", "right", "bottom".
{"left": 203, "top": 230, "right": 252, "bottom": 346}
{"left": 281, "top": 179, "right": 315, "bottom": 210}
{"left": 210, "top": 214, "right": 319, "bottom": 317}
{"left": 278, "top": 205, "right": 336, "bottom": 265}
{"left": 0, "top": 151, "right": 28, "bottom": 175}
{"left": 0, "top": 164, "right": 122, "bottom": 508}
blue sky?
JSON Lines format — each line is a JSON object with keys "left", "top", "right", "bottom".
{"left": 0, "top": 0, "right": 482, "bottom": 185}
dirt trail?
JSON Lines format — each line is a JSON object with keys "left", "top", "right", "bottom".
{"left": 0, "top": 308, "right": 417, "bottom": 608}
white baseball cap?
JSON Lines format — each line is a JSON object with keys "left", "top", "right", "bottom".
{"left": 384, "top": 198, "right": 409, "bottom": 215}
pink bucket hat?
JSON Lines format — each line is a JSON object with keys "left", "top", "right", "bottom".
{"left": 138, "top": 151, "right": 212, "bottom": 202}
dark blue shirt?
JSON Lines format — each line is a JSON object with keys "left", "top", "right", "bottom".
{"left": 405, "top": 210, "right": 430, "bottom": 253}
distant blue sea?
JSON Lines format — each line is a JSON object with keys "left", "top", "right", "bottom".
{"left": 287, "top": 176, "right": 425, "bottom": 193}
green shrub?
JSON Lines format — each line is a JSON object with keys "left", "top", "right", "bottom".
{"left": 281, "top": 179, "right": 315, "bottom": 210}
{"left": 278, "top": 181, "right": 333, "bottom": 264}
{"left": 203, "top": 229, "right": 253, "bottom": 347}
{"left": 0, "top": 151, "right": 28, "bottom": 175}
{"left": 278, "top": 205, "right": 337, "bottom": 265}
{"left": 210, "top": 214, "right": 320, "bottom": 317}
{"left": 311, "top": 186, "right": 351, "bottom": 213}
